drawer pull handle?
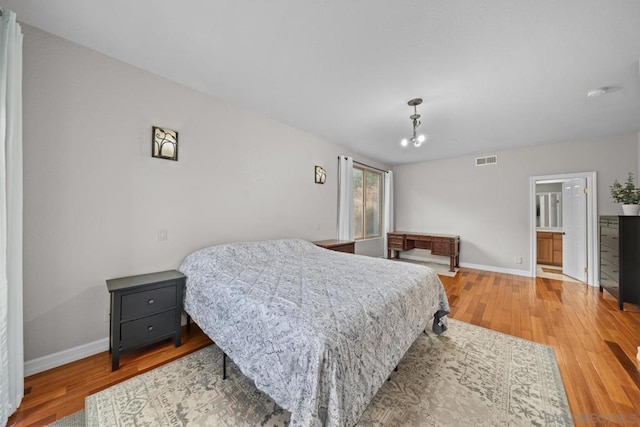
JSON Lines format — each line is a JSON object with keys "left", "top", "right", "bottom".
{"left": 148, "top": 326, "right": 154, "bottom": 332}
{"left": 148, "top": 299, "right": 155, "bottom": 305}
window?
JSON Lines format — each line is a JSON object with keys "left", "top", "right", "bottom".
{"left": 353, "top": 167, "right": 382, "bottom": 240}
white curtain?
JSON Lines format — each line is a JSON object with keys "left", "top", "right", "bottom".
{"left": 337, "top": 155, "right": 353, "bottom": 241}
{"left": 383, "top": 171, "right": 394, "bottom": 257}
{"left": 0, "top": 8, "right": 23, "bottom": 425}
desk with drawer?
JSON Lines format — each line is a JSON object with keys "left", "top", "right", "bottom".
{"left": 107, "top": 270, "right": 185, "bottom": 370}
{"left": 387, "top": 232, "right": 460, "bottom": 272}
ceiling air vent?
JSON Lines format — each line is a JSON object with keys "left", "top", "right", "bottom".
{"left": 475, "top": 155, "right": 498, "bottom": 166}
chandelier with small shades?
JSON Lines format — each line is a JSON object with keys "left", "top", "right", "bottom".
{"left": 400, "top": 98, "right": 427, "bottom": 148}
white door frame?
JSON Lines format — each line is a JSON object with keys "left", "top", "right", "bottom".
{"left": 529, "top": 171, "right": 598, "bottom": 286}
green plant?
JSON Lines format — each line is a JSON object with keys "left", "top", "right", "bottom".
{"left": 610, "top": 172, "right": 640, "bottom": 204}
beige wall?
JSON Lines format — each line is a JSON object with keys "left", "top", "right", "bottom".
{"left": 394, "top": 133, "right": 639, "bottom": 272}
{"left": 22, "top": 25, "right": 387, "bottom": 362}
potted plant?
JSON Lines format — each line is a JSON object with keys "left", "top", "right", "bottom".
{"left": 610, "top": 172, "right": 640, "bottom": 215}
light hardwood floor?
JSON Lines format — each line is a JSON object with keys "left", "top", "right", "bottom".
{"left": 8, "top": 268, "right": 640, "bottom": 426}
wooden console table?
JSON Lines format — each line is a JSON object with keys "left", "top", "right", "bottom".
{"left": 387, "top": 232, "right": 460, "bottom": 271}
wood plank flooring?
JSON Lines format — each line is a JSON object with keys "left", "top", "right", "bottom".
{"left": 8, "top": 268, "right": 640, "bottom": 426}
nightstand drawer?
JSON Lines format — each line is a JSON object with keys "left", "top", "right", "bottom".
{"left": 121, "top": 284, "right": 177, "bottom": 320}
{"left": 330, "top": 242, "right": 355, "bottom": 253}
{"left": 120, "top": 310, "right": 176, "bottom": 349}
{"left": 312, "top": 239, "right": 355, "bottom": 254}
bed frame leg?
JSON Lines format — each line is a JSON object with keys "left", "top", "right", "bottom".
{"left": 387, "top": 364, "right": 399, "bottom": 381}
{"left": 223, "top": 352, "right": 227, "bottom": 380}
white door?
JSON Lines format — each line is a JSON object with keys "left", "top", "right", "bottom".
{"left": 562, "top": 178, "right": 587, "bottom": 281}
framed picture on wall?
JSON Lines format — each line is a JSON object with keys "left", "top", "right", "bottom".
{"left": 315, "top": 166, "right": 326, "bottom": 184}
{"left": 152, "top": 126, "right": 178, "bottom": 161}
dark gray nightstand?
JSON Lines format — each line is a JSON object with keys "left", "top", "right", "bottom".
{"left": 106, "top": 270, "right": 186, "bottom": 371}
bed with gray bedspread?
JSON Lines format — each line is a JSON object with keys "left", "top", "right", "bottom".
{"left": 179, "top": 239, "right": 450, "bottom": 427}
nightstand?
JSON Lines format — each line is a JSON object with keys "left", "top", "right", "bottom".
{"left": 313, "top": 239, "right": 355, "bottom": 254}
{"left": 107, "top": 270, "right": 186, "bottom": 371}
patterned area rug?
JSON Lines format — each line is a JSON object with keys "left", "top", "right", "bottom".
{"left": 393, "top": 258, "right": 459, "bottom": 277}
{"left": 49, "top": 410, "right": 85, "bottom": 426}
{"left": 84, "top": 319, "right": 573, "bottom": 426}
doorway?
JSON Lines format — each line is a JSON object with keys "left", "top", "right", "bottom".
{"left": 529, "top": 172, "right": 598, "bottom": 286}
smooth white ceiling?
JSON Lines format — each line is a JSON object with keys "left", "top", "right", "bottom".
{"left": 3, "top": 0, "right": 640, "bottom": 165}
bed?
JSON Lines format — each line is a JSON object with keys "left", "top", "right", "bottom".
{"left": 179, "top": 239, "right": 449, "bottom": 427}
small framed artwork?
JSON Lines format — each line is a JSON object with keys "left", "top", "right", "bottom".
{"left": 315, "top": 166, "right": 326, "bottom": 184}
{"left": 152, "top": 126, "right": 178, "bottom": 161}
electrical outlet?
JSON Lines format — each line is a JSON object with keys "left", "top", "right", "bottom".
{"left": 103, "top": 310, "right": 110, "bottom": 323}
{"left": 158, "top": 229, "right": 168, "bottom": 241}
{"left": 515, "top": 256, "right": 523, "bottom": 264}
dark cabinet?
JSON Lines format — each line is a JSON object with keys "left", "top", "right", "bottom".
{"left": 599, "top": 216, "right": 640, "bottom": 310}
{"left": 107, "top": 270, "right": 186, "bottom": 370}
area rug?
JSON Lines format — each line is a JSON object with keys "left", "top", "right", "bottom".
{"left": 49, "top": 410, "right": 85, "bottom": 426}
{"left": 393, "top": 258, "right": 459, "bottom": 277}
{"left": 84, "top": 319, "right": 573, "bottom": 426}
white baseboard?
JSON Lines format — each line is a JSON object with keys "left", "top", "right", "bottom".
{"left": 399, "top": 254, "right": 533, "bottom": 277}
{"left": 24, "top": 337, "right": 109, "bottom": 377}
{"left": 459, "top": 262, "right": 532, "bottom": 277}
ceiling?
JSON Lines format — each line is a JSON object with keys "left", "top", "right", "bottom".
{"left": 2, "top": 0, "right": 640, "bottom": 165}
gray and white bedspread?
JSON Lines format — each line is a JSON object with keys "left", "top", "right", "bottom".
{"left": 179, "top": 239, "right": 449, "bottom": 427}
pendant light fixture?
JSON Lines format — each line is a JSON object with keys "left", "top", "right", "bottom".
{"left": 400, "top": 98, "right": 427, "bottom": 147}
